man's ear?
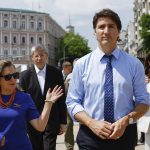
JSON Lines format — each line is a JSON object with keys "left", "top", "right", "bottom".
{"left": 93, "top": 31, "right": 98, "bottom": 40}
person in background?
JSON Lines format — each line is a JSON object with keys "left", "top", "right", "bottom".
{"left": 62, "top": 61, "right": 72, "bottom": 81}
{"left": 19, "top": 45, "right": 67, "bottom": 150}
{"left": 139, "top": 132, "right": 145, "bottom": 143}
{"left": 138, "top": 52, "right": 150, "bottom": 150}
{"left": 66, "top": 8, "right": 149, "bottom": 150}
{"left": 0, "top": 60, "right": 63, "bottom": 150}
{"left": 64, "top": 58, "right": 78, "bottom": 150}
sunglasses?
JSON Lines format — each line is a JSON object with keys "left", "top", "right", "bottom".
{"left": 0, "top": 72, "right": 19, "bottom": 81}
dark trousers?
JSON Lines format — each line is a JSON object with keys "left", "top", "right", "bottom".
{"left": 77, "top": 124, "right": 137, "bottom": 150}
{"left": 29, "top": 126, "right": 57, "bottom": 150}
{"left": 43, "top": 130, "right": 57, "bottom": 150}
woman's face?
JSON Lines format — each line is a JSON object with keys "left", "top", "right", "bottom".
{"left": 0, "top": 66, "right": 18, "bottom": 94}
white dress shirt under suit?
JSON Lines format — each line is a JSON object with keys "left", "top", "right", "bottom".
{"left": 34, "top": 64, "right": 46, "bottom": 94}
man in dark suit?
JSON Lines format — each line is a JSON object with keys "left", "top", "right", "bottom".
{"left": 19, "top": 45, "right": 67, "bottom": 150}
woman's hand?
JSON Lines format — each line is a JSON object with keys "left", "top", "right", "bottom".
{"left": 45, "top": 85, "right": 63, "bottom": 103}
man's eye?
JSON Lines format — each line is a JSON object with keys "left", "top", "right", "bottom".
{"left": 98, "top": 25, "right": 105, "bottom": 29}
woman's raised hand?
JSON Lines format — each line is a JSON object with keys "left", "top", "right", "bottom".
{"left": 45, "top": 85, "right": 63, "bottom": 103}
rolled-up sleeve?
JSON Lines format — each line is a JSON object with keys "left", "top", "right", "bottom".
{"left": 133, "top": 60, "right": 150, "bottom": 106}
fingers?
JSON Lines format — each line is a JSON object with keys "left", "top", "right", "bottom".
{"left": 52, "top": 85, "right": 62, "bottom": 93}
{"left": 52, "top": 85, "right": 59, "bottom": 92}
{"left": 48, "top": 85, "right": 63, "bottom": 96}
{"left": 98, "top": 126, "right": 113, "bottom": 139}
{"left": 98, "top": 134, "right": 107, "bottom": 139}
{"left": 56, "top": 92, "right": 63, "bottom": 99}
{"left": 109, "top": 123, "right": 125, "bottom": 139}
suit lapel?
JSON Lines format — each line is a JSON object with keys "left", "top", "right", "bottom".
{"left": 43, "top": 65, "right": 53, "bottom": 96}
{"left": 30, "top": 65, "right": 43, "bottom": 96}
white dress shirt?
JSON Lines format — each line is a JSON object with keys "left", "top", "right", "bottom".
{"left": 34, "top": 65, "right": 46, "bottom": 94}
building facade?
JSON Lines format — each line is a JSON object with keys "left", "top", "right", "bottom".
{"left": 133, "top": 0, "right": 150, "bottom": 58}
{"left": 0, "top": 8, "right": 66, "bottom": 65}
{"left": 117, "top": 30, "right": 127, "bottom": 50}
{"left": 125, "top": 21, "right": 137, "bottom": 56}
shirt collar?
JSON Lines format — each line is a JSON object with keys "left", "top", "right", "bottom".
{"left": 34, "top": 64, "right": 46, "bottom": 74}
{"left": 94, "top": 47, "right": 120, "bottom": 61}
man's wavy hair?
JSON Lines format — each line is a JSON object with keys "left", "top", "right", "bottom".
{"left": 93, "top": 8, "right": 122, "bottom": 32}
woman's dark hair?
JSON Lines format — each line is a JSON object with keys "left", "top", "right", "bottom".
{"left": 0, "top": 60, "right": 15, "bottom": 76}
{"left": 145, "top": 52, "right": 150, "bottom": 76}
{"left": 93, "top": 8, "right": 122, "bottom": 31}
{"left": 0, "top": 60, "right": 21, "bottom": 91}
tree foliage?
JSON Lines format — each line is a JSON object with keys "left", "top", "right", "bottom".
{"left": 57, "top": 32, "right": 91, "bottom": 62}
{"left": 139, "top": 14, "right": 150, "bottom": 53}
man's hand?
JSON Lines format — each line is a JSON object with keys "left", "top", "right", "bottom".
{"left": 88, "top": 119, "right": 113, "bottom": 139}
{"left": 58, "top": 124, "right": 67, "bottom": 135}
{"left": 109, "top": 116, "right": 128, "bottom": 140}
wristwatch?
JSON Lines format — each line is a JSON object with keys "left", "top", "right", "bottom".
{"left": 128, "top": 115, "right": 134, "bottom": 124}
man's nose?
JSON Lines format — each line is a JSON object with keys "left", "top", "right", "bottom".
{"left": 104, "top": 27, "right": 109, "bottom": 33}
{"left": 37, "top": 56, "right": 42, "bottom": 59}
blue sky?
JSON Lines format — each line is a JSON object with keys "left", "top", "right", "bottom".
{"left": 0, "top": 0, "right": 134, "bottom": 50}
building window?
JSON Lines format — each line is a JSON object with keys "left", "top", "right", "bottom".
{"left": 4, "top": 50, "right": 8, "bottom": 56}
{"left": 12, "top": 21, "right": 17, "bottom": 29}
{"left": 21, "top": 21, "right": 26, "bottom": 29}
{"left": 136, "top": 35, "right": 138, "bottom": 39}
{"left": 4, "top": 14, "right": 8, "bottom": 18}
{"left": 38, "top": 17, "right": 42, "bottom": 20}
{"left": 12, "top": 50, "right": 17, "bottom": 55}
{"left": 22, "top": 15, "right": 25, "bottom": 19}
{"left": 13, "top": 15, "right": 16, "bottom": 18}
{"left": 13, "top": 36, "right": 17, "bottom": 44}
{"left": 30, "top": 37, "right": 34, "bottom": 44}
{"left": 38, "top": 22, "right": 42, "bottom": 30}
{"left": 39, "top": 37, "right": 42, "bottom": 44}
{"left": 4, "top": 36, "right": 8, "bottom": 43}
{"left": 21, "top": 50, "right": 26, "bottom": 55}
{"left": 22, "top": 37, "right": 26, "bottom": 44}
{"left": 4, "top": 20, "right": 8, "bottom": 28}
{"left": 30, "top": 16, "right": 34, "bottom": 19}
{"left": 30, "top": 22, "right": 34, "bottom": 29}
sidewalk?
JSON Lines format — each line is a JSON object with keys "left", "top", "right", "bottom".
{"left": 56, "top": 124, "right": 144, "bottom": 150}
{"left": 56, "top": 124, "right": 79, "bottom": 150}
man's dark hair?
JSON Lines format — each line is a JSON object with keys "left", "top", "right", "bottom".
{"left": 93, "top": 8, "right": 122, "bottom": 31}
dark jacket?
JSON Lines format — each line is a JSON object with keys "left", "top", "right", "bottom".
{"left": 19, "top": 64, "right": 67, "bottom": 134}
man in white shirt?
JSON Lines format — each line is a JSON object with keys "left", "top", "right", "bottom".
{"left": 20, "top": 45, "right": 67, "bottom": 150}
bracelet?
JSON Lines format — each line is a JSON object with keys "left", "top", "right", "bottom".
{"left": 45, "top": 99, "right": 55, "bottom": 103}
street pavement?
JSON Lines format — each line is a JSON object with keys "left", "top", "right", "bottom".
{"left": 56, "top": 124, "right": 144, "bottom": 150}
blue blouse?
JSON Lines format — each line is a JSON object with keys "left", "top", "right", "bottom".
{"left": 0, "top": 91, "right": 39, "bottom": 150}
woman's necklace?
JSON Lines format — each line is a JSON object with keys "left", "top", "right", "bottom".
{"left": 0, "top": 90, "right": 16, "bottom": 108}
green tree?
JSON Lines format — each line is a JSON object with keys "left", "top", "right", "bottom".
{"left": 139, "top": 14, "right": 150, "bottom": 53}
{"left": 57, "top": 32, "right": 91, "bottom": 62}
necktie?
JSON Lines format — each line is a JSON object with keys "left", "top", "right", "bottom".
{"left": 104, "top": 55, "right": 114, "bottom": 123}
